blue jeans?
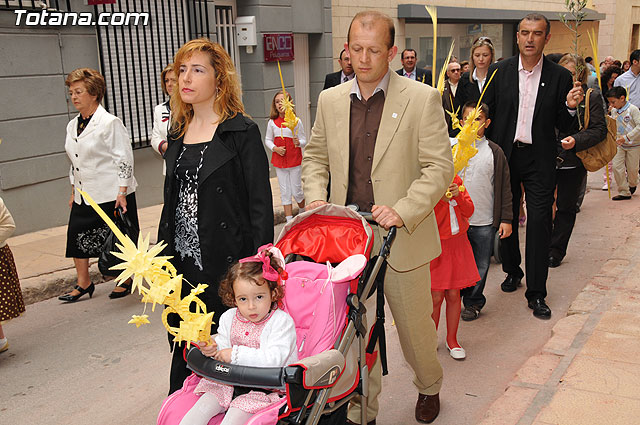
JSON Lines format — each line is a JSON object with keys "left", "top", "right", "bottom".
{"left": 461, "top": 225, "right": 496, "bottom": 309}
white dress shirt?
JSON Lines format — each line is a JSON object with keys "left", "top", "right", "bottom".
{"left": 341, "top": 71, "right": 355, "bottom": 84}
{"left": 403, "top": 68, "right": 417, "bottom": 80}
{"left": 65, "top": 104, "right": 137, "bottom": 204}
{"left": 151, "top": 101, "right": 170, "bottom": 175}
{"left": 514, "top": 55, "right": 543, "bottom": 144}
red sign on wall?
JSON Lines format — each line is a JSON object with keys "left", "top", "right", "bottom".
{"left": 88, "top": 0, "right": 117, "bottom": 4}
{"left": 263, "top": 33, "right": 294, "bottom": 62}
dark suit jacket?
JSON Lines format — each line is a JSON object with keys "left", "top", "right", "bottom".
{"left": 396, "top": 67, "right": 433, "bottom": 86}
{"left": 484, "top": 55, "right": 576, "bottom": 179}
{"left": 442, "top": 79, "right": 464, "bottom": 136}
{"left": 323, "top": 71, "right": 343, "bottom": 90}
{"left": 458, "top": 72, "right": 481, "bottom": 107}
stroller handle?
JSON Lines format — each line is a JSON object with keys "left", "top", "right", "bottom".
{"left": 356, "top": 211, "right": 398, "bottom": 247}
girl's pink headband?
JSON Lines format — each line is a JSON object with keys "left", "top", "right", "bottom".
{"left": 239, "top": 244, "right": 288, "bottom": 281}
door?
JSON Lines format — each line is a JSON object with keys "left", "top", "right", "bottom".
{"left": 293, "top": 33, "right": 310, "bottom": 135}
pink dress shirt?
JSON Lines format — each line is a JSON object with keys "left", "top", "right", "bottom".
{"left": 514, "top": 56, "right": 543, "bottom": 145}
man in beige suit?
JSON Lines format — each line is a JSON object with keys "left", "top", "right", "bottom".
{"left": 302, "top": 11, "right": 454, "bottom": 425}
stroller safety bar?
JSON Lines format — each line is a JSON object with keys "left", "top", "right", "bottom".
{"left": 186, "top": 348, "right": 302, "bottom": 390}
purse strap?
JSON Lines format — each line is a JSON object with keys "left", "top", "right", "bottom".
{"left": 583, "top": 88, "right": 593, "bottom": 129}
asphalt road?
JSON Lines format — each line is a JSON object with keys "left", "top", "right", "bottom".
{"left": 1, "top": 174, "right": 632, "bottom": 425}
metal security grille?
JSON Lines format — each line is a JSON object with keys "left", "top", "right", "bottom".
{"left": 94, "top": 0, "right": 234, "bottom": 149}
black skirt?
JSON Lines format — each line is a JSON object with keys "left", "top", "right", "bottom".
{"left": 65, "top": 193, "right": 139, "bottom": 258}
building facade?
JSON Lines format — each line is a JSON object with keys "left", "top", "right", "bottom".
{"left": 0, "top": 0, "right": 332, "bottom": 234}
{"left": 329, "top": 1, "right": 604, "bottom": 75}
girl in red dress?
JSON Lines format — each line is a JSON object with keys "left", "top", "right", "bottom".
{"left": 264, "top": 91, "right": 306, "bottom": 222}
{"left": 430, "top": 175, "right": 479, "bottom": 360}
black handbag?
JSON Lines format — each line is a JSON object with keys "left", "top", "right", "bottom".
{"left": 99, "top": 207, "right": 139, "bottom": 276}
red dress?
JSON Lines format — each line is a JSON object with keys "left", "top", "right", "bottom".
{"left": 270, "top": 117, "right": 302, "bottom": 169}
{"left": 430, "top": 175, "right": 480, "bottom": 291}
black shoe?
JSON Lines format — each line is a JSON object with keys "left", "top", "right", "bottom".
{"left": 612, "top": 195, "right": 632, "bottom": 201}
{"left": 59, "top": 283, "right": 95, "bottom": 302}
{"left": 548, "top": 256, "right": 562, "bottom": 268}
{"left": 461, "top": 305, "right": 481, "bottom": 321}
{"left": 528, "top": 298, "right": 551, "bottom": 319}
{"left": 501, "top": 275, "right": 522, "bottom": 293}
{"left": 631, "top": 186, "right": 636, "bottom": 194}
{"left": 109, "top": 282, "right": 132, "bottom": 299}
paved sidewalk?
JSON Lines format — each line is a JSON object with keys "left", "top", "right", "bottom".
{"left": 478, "top": 226, "right": 640, "bottom": 425}
{"left": 8, "top": 177, "right": 295, "bottom": 305}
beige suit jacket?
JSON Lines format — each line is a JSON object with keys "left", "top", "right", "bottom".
{"left": 302, "top": 69, "right": 454, "bottom": 271}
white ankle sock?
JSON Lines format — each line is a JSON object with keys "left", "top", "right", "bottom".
{"left": 0, "top": 337, "right": 7, "bottom": 346}
{"left": 286, "top": 215, "right": 293, "bottom": 222}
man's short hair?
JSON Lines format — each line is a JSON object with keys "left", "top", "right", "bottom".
{"left": 585, "top": 56, "right": 593, "bottom": 63}
{"left": 606, "top": 86, "right": 627, "bottom": 99}
{"left": 339, "top": 49, "right": 347, "bottom": 61}
{"left": 517, "top": 13, "right": 550, "bottom": 36}
{"left": 401, "top": 48, "right": 417, "bottom": 60}
{"left": 347, "top": 11, "right": 395, "bottom": 49}
{"left": 462, "top": 101, "right": 490, "bottom": 119}
{"left": 630, "top": 49, "right": 640, "bottom": 64}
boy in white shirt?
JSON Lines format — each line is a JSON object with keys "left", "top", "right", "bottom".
{"left": 457, "top": 102, "right": 513, "bottom": 321}
{"left": 606, "top": 86, "right": 640, "bottom": 200}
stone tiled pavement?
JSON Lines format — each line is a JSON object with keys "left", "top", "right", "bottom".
{"left": 478, "top": 226, "right": 640, "bottom": 425}
{"left": 7, "top": 176, "right": 640, "bottom": 424}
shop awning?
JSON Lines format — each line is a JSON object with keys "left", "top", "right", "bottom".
{"left": 398, "top": 4, "right": 606, "bottom": 23}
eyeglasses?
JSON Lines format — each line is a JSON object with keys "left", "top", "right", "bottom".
{"left": 449, "top": 69, "right": 461, "bottom": 72}
{"left": 473, "top": 36, "right": 493, "bottom": 45}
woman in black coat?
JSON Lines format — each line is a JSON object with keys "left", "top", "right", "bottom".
{"left": 550, "top": 54, "right": 607, "bottom": 268}
{"left": 158, "top": 38, "right": 274, "bottom": 394}
{"left": 459, "top": 37, "right": 495, "bottom": 107}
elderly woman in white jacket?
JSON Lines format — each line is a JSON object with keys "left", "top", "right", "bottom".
{"left": 59, "top": 68, "right": 139, "bottom": 302}
{"left": 150, "top": 63, "right": 176, "bottom": 175}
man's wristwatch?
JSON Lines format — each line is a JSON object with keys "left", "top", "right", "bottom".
{"left": 118, "top": 191, "right": 127, "bottom": 196}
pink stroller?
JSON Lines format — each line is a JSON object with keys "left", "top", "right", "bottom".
{"left": 158, "top": 204, "right": 396, "bottom": 425}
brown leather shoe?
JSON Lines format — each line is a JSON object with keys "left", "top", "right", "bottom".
{"left": 346, "top": 419, "right": 376, "bottom": 425}
{"left": 415, "top": 393, "right": 440, "bottom": 423}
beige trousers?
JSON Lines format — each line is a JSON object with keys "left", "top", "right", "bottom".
{"left": 347, "top": 226, "right": 443, "bottom": 423}
{"left": 612, "top": 146, "right": 640, "bottom": 196}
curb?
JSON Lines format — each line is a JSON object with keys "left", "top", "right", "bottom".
{"left": 21, "top": 262, "right": 112, "bottom": 305}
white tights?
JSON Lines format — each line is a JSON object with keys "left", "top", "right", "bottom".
{"left": 179, "top": 392, "right": 254, "bottom": 425}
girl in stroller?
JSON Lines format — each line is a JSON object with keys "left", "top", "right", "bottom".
{"left": 180, "top": 245, "right": 298, "bottom": 425}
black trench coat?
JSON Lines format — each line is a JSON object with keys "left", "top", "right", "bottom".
{"left": 158, "top": 113, "right": 274, "bottom": 321}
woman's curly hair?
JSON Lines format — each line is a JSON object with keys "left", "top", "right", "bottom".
{"left": 219, "top": 251, "right": 285, "bottom": 308}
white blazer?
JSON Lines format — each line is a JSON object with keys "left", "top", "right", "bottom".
{"left": 151, "top": 101, "right": 170, "bottom": 175}
{"left": 65, "top": 104, "right": 137, "bottom": 204}
{"left": 0, "top": 197, "right": 16, "bottom": 248}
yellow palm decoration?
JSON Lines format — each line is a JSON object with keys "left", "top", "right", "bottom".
{"left": 78, "top": 190, "right": 215, "bottom": 347}
{"left": 436, "top": 41, "right": 455, "bottom": 96}
{"left": 277, "top": 60, "right": 300, "bottom": 135}
{"left": 425, "top": 6, "right": 437, "bottom": 87}
{"left": 445, "top": 69, "right": 498, "bottom": 197}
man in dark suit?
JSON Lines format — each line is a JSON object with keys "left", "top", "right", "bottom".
{"left": 323, "top": 48, "right": 354, "bottom": 90}
{"left": 442, "top": 61, "right": 463, "bottom": 136}
{"left": 396, "top": 48, "right": 432, "bottom": 86}
{"left": 484, "top": 13, "right": 584, "bottom": 319}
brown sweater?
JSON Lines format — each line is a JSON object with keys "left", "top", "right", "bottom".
{"left": 487, "top": 140, "right": 513, "bottom": 228}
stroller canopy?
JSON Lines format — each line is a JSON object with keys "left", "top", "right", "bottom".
{"left": 276, "top": 204, "right": 373, "bottom": 263}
